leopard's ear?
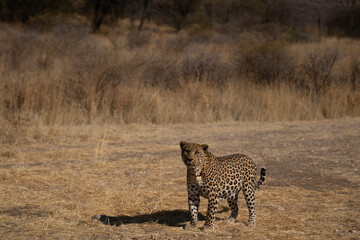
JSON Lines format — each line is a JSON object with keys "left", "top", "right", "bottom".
{"left": 180, "top": 141, "right": 187, "bottom": 149}
{"left": 201, "top": 144, "right": 209, "bottom": 152}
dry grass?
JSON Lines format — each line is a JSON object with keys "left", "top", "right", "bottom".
{"left": 1, "top": 119, "right": 359, "bottom": 239}
{"left": 0, "top": 23, "right": 360, "bottom": 125}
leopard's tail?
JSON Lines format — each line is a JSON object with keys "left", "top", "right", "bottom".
{"left": 256, "top": 167, "right": 266, "bottom": 190}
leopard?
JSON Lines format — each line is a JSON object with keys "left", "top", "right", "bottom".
{"left": 180, "top": 141, "right": 266, "bottom": 231}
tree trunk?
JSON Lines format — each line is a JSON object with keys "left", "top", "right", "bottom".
{"left": 138, "top": 0, "right": 151, "bottom": 32}
{"left": 92, "top": 0, "right": 113, "bottom": 33}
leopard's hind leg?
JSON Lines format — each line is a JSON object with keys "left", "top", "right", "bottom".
{"left": 242, "top": 180, "right": 256, "bottom": 226}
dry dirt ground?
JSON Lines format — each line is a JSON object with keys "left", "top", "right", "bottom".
{"left": 1, "top": 119, "right": 360, "bottom": 239}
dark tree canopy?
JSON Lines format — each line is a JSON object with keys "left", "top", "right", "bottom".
{"left": 0, "top": 0, "right": 72, "bottom": 23}
{"left": 0, "top": 0, "right": 359, "bottom": 38}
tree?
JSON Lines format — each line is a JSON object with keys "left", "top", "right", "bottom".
{"left": 0, "top": 0, "right": 71, "bottom": 23}
{"left": 155, "top": 0, "right": 202, "bottom": 31}
{"left": 172, "top": 0, "right": 201, "bottom": 30}
{"left": 326, "top": 4, "right": 360, "bottom": 38}
{"left": 87, "top": 0, "right": 113, "bottom": 33}
{"left": 85, "top": 0, "right": 128, "bottom": 33}
{"left": 138, "top": 0, "right": 151, "bottom": 31}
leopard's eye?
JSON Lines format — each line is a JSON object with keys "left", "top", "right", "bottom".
{"left": 195, "top": 151, "right": 199, "bottom": 155}
{"left": 184, "top": 150, "right": 189, "bottom": 155}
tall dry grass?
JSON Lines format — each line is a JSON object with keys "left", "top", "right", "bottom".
{"left": 0, "top": 22, "right": 360, "bottom": 127}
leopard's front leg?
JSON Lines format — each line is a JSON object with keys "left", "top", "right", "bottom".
{"left": 187, "top": 183, "right": 200, "bottom": 228}
{"left": 202, "top": 193, "right": 219, "bottom": 231}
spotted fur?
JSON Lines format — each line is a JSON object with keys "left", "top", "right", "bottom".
{"left": 180, "top": 141, "right": 266, "bottom": 230}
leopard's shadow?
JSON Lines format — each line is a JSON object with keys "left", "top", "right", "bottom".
{"left": 93, "top": 207, "right": 229, "bottom": 227}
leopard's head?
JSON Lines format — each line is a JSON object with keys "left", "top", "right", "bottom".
{"left": 180, "top": 141, "right": 209, "bottom": 169}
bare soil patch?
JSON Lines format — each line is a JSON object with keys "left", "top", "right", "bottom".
{"left": 1, "top": 119, "right": 359, "bottom": 239}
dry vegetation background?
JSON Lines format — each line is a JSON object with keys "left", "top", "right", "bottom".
{"left": 1, "top": 2, "right": 360, "bottom": 238}
{"left": 1, "top": 20, "right": 360, "bottom": 126}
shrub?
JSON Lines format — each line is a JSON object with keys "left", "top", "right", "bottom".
{"left": 350, "top": 59, "right": 360, "bottom": 90}
{"left": 127, "top": 30, "right": 152, "bottom": 48}
{"left": 163, "top": 34, "right": 192, "bottom": 53}
{"left": 236, "top": 34, "right": 293, "bottom": 84}
{"left": 141, "top": 56, "right": 181, "bottom": 89}
{"left": 302, "top": 47, "right": 342, "bottom": 95}
{"left": 181, "top": 52, "right": 235, "bottom": 85}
